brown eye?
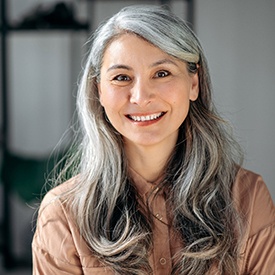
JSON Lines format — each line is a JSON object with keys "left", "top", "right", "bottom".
{"left": 114, "top": 75, "right": 131, "bottom": 81}
{"left": 155, "top": 70, "right": 170, "bottom": 78}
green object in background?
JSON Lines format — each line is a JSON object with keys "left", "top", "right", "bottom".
{"left": 0, "top": 152, "right": 63, "bottom": 203}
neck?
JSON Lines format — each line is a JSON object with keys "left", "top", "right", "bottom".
{"left": 125, "top": 141, "right": 176, "bottom": 183}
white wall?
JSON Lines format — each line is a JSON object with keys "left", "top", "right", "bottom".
{"left": 9, "top": 33, "right": 73, "bottom": 156}
{"left": 6, "top": 0, "right": 88, "bottom": 157}
{"left": 196, "top": 0, "right": 275, "bottom": 200}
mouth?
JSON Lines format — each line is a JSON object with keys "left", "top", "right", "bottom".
{"left": 127, "top": 112, "right": 166, "bottom": 122}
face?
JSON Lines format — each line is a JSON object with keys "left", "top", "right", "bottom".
{"left": 98, "top": 34, "right": 199, "bottom": 149}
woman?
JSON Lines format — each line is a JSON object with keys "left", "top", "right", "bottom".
{"left": 32, "top": 5, "right": 275, "bottom": 274}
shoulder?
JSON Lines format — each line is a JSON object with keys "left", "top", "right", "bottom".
{"left": 34, "top": 177, "right": 77, "bottom": 230}
{"left": 234, "top": 171, "right": 275, "bottom": 273}
{"left": 32, "top": 176, "right": 89, "bottom": 263}
{"left": 34, "top": 175, "right": 82, "bottom": 236}
{"left": 41, "top": 176, "right": 78, "bottom": 203}
{"left": 32, "top": 176, "right": 115, "bottom": 273}
{"left": 233, "top": 168, "right": 275, "bottom": 236}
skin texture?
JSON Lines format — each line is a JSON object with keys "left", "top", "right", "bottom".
{"left": 98, "top": 34, "right": 199, "bottom": 181}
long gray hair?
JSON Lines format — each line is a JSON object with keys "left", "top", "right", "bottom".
{"left": 57, "top": 5, "right": 244, "bottom": 274}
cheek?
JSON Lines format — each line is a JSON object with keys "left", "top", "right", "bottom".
{"left": 98, "top": 83, "right": 113, "bottom": 107}
{"left": 99, "top": 85, "right": 126, "bottom": 112}
{"left": 167, "top": 86, "right": 191, "bottom": 118}
{"left": 164, "top": 87, "right": 191, "bottom": 107}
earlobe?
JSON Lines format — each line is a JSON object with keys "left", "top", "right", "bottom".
{"left": 189, "top": 73, "right": 199, "bottom": 101}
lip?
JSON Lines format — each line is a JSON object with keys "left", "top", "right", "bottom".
{"left": 126, "top": 111, "right": 166, "bottom": 125}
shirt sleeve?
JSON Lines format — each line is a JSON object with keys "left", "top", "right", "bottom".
{"left": 32, "top": 190, "right": 83, "bottom": 275}
{"left": 244, "top": 223, "right": 275, "bottom": 273}
{"left": 239, "top": 172, "right": 275, "bottom": 274}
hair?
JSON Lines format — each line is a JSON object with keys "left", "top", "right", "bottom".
{"left": 54, "top": 5, "right": 244, "bottom": 275}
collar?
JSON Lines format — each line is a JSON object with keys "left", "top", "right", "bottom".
{"left": 128, "top": 167, "right": 165, "bottom": 197}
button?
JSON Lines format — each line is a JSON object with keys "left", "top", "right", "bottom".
{"left": 159, "top": 258, "right": 167, "bottom": 265}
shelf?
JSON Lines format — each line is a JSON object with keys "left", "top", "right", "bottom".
{"left": 0, "top": 24, "right": 89, "bottom": 32}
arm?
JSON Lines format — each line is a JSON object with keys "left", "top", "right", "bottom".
{"left": 237, "top": 171, "right": 275, "bottom": 273}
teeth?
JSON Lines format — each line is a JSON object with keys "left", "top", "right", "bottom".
{"left": 130, "top": 112, "right": 163, "bottom": 122}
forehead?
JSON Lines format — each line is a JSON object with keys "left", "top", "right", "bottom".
{"left": 101, "top": 33, "right": 179, "bottom": 67}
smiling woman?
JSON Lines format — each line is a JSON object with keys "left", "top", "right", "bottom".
{"left": 98, "top": 33, "right": 199, "bottom": 153}
{"left": 32, "top": 5, "right": 275, "bottom": 275}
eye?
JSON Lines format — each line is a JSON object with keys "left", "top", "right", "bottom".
{"left": 113, "top": 74, "right": 131, "bottom": 81}
{"left": 154, "top": 70, "right": 170, "bottom": 78}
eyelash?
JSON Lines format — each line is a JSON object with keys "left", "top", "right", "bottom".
{"left": 154, "top": 70, "right": 170, "bottom": 78}
{"left": 113, "top": 75, "right": 131, "bottom": 81}
{"left": 112, "top": 70, "right": 171, "bottom": 82}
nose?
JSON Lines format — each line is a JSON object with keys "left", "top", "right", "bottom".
{"left": 129, "top": 79, "right": 153, "bottom": 106}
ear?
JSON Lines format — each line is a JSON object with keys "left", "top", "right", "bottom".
{"left": 189, "top": 72, "right": 199, "bottom": 101}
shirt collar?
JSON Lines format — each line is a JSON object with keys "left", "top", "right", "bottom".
{"left": 128, "top": 167, "right": 165, "bottom": 197}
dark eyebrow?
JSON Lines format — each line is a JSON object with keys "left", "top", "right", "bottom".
{"left": 107, "top": 64, "right": 133, "bottom": 72}
{"left": 150, "top": 58, "right": 179, "bottom": 68}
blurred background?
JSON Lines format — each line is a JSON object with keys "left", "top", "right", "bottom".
{"left": 0, "top": 0, "right": 274, "bottom": 274}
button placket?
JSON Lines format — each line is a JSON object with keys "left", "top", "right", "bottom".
{"left": 152, "top": 191, "right": 168, "bottom": 225}
{"left": 151, "top": 191, "right": 172, "bottom": 273}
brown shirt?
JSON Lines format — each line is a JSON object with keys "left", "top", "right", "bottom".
{"left": 32, "top": 169, "right": 275, "bottom": 274}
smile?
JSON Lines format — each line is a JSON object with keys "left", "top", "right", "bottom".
{"left": 127, "top": 112, "right": 165, "bottom": 122}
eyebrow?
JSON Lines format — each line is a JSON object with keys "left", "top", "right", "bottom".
{"left": 150, "top": 58, "right": 179, "bottom": 68}
{"left": 106, "top": 58, "right": 179, "bottom": 72}
{"left": 107, "top": 64, "right": 133, "bottom": 72}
